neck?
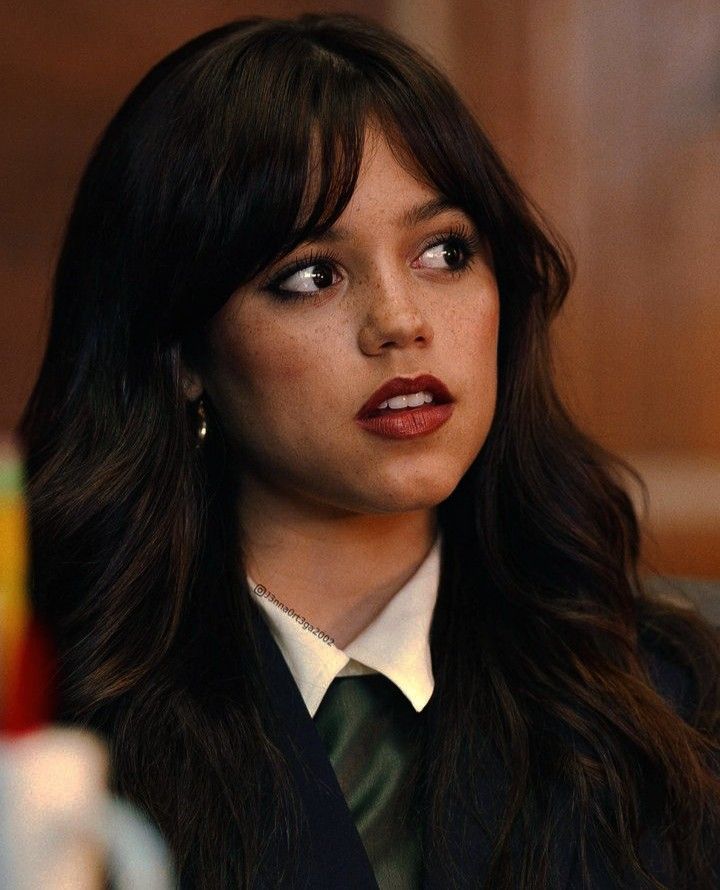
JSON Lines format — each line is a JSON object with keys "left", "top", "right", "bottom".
{"left": 238, "top": 478, "right": 438, "bottom": 649}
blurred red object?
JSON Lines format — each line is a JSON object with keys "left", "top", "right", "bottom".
{"left": 0, "top": 434, "right": 58, "bottom": 735}
{"left": 1, "top": 615, "right": 57, "bottom": 736}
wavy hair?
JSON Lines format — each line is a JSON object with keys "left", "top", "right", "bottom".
{"left": 17, "top": 13, "right": 720, "bottom": 889}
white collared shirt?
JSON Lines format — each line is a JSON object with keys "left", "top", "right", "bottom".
{"left": 247, "top": 531, "right": 441, "bottom": 718}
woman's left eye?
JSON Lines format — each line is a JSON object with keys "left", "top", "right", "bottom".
{"left": 415, "top": 235, "right": 473, "bottom": 271}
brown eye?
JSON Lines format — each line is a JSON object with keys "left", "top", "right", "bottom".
{"left": 277, "top": 262, "right": 336, "bottom": 293}
{"left": 443, "top": 241, "right": 464, "bottom": 268}
{"left": 418, "top": 236, "right": 468, "bottom": 271}
{"left": 267, "top": 260, "right": 341, "bottom": 298}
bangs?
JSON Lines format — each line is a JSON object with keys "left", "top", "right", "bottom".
{"left": 154, "top": 18, "right": 528, "bottom": 341}
{"left": 212, "top": 38, "right": 370, "bottom": 281}
{"left": 215, "top": 29, "right": 496, "bottom": 271}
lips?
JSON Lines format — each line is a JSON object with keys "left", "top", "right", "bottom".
{"left": 356, "top": 374, "right": 454, "bottom": 420}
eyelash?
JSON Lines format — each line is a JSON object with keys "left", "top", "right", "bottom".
{"left": 262, "top": 223, "right": 484, "bottom": 301}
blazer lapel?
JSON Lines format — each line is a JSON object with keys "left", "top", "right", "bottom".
{"left": 420, "top": 687, "right": 578, "bottom": 890}
{"left": 420, "top": 687, "right": 500, "bottom": 889}
{"left": 249, "top": 603, "right": 380, "bottom": 890}
{"left": 420, "top": 641, "right": 698, "bottom": 890}
{"left": 248, "top": 594, "right": 713, "bottom": 889}
{"left": 249, "top": 599, "right": 580, "bottom": 889}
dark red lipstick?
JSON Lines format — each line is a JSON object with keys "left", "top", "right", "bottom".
{"left": 355, "top": 374, "right": 455, "bottom": 439}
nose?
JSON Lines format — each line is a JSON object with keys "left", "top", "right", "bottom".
{"left": 356, "top": 269, "right": 433, "bottom": 355}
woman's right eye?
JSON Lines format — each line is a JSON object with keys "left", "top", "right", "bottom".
{"left": 266, "top": 259, "right": 341, "bottom": 298}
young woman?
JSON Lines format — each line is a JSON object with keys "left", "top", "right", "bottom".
{"left": 18, "top": 13, "right": 720, "bottom": 890}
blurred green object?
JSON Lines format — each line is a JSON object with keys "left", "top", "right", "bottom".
{"left": 0, "top": 447, "right": 23, "bottom": 494}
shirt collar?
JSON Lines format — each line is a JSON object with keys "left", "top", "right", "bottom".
{"left": 247, "top": 530, "right": 441, "bottom": 717}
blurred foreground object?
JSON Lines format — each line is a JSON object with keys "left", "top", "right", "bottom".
{"left": 0, "top": 435, "right": 175, "bottom": 888}
{"left": 0, "top": 433, "right": 56, "bottom": 733}
{"left": 0, "top": 726, "right": 175, "bottom": 888}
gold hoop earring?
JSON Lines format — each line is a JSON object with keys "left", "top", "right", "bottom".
{"left": 196, "top": 398, "right": 207, "bottom": 448}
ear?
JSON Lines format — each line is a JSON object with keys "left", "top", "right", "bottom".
{"left": 180, "top": 363, "right": 204, "bottom": 402}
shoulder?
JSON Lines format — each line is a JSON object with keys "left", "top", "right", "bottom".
{"left": 641, "top": 574, "right": 720, "bottom": 629}
{"left": 637, "top": 633, "right": 696, "bottom": 720}
{"left": 636, "top": 574, "right": 720, "bottom": 722}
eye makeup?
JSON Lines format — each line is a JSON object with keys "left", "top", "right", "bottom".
{"left": 261, "top": 221, "right": 486, "bottom": 301}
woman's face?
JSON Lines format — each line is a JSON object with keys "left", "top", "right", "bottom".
{"left": 185, "top": 128, "right": 499, "bottom": 517}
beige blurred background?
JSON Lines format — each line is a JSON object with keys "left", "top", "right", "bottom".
{"left": 2, "top": 1, "right": 719, "bottom": 578}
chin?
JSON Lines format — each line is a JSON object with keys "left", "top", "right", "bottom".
{"left": 366, "top": 477, "right": 460, "bottom": 514}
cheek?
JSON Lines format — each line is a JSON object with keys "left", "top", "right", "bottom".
{"left": 474, "top": 295, "right": 499, "bottom": 338}
{"left": 207, "top": 317, "right": 325, "bottom": 431}
{"left": 454, "top": 287, "right": 500, "bottom": 368}
{"left": 244, "top": 342, "right": 310, "bottom": 398}
{"left": 485, "top": 299, "right": 500, "bottom": 357}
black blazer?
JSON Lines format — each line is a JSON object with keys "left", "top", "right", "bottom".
{"left": 247, "top": 600, "right": 716, "bottom": 889}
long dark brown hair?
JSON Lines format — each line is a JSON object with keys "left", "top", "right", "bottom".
{"left": 17, "top": 13, "right": 720, "bottom": 889}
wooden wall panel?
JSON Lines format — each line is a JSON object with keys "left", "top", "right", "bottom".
{"left": 390, "top": 0, "right": 720, "bottom": 577}
{"left": 0, "top": 0, "right": 387, "bottom": 427}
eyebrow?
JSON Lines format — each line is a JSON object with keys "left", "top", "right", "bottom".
{"left": 308, "top": 196, "right": 468, "bottom": 243}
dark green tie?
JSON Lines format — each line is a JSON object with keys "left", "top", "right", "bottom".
{"left": 313, "top": 672, "right": 425, "bottom": 889}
